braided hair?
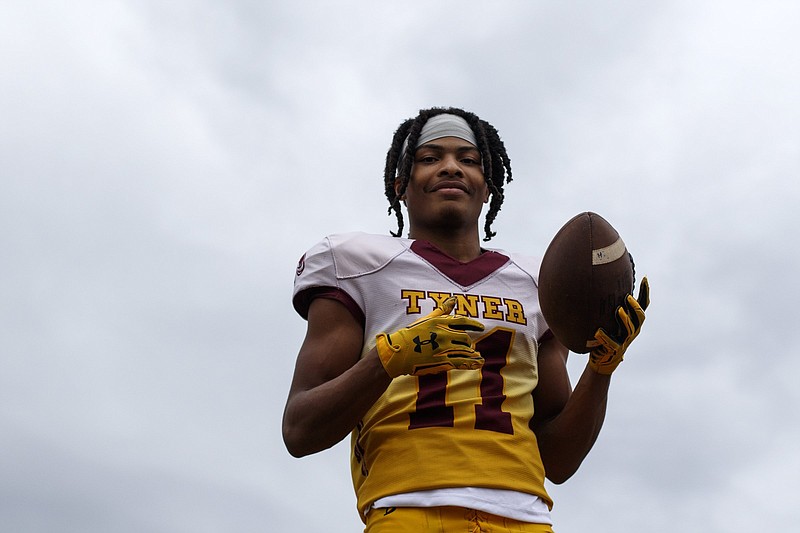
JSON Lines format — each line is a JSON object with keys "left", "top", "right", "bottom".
{"left": 383, "top": 107, "right": 513, "bottom": 242}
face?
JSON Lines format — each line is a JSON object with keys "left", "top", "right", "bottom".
{"left": 395, "top": 136, "right": 489, "bottom": 238}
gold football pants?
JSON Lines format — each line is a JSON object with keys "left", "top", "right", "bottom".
{"left": 365, "top": 506, "right": 554, "bottom": 533}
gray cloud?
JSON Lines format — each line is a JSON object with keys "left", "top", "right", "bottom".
{"left": 2, "top": 1, "right": 798, "bottom": 532}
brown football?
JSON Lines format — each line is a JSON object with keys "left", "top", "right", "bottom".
{"left": 538, "top": 212, "right": 634, "bottom": 354}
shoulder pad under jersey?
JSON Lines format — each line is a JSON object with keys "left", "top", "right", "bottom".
{"left": 327, "top": 232, "right": 410, "bottom": 279}
{"left": 490, "top": 248, "right": 543, "bottom": 288}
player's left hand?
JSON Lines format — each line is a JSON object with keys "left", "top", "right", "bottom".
{"left": 588, "top": 277, "right": 649, "bottom": 375}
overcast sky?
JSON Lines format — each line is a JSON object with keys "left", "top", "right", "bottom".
{"left": 2, "top": 1, "right": 799, "bottom": 532}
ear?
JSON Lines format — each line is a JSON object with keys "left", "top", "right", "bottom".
{"left": 394, "top": 177, "right": 407, "bottom": 200}
{"left": 483, "top": 185, "right": 490, "bottom": 204}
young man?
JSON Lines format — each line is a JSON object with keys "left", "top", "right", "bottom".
{"left": 283, "top": 107, "right": 649, "bottom": 532}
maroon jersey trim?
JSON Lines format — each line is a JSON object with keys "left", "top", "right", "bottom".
{"left": 293, "top": 286, "right": 366, "bottom": 327}
{"left": 538, "top": 329, "right": 554, "bottom": 344}
{"left": 410, "top": 240, "right": 510, "bottom": 287}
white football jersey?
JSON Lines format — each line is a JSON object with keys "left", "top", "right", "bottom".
{"left": 293, "top": 232, "right": 553, "bottom": 519}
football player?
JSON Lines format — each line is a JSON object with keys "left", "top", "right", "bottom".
{"left": 283, "top": 107, "right": 648, "bottom": 532}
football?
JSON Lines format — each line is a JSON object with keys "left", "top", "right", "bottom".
{"left": 538, "top": 212, "right": 634, "bottom": 354}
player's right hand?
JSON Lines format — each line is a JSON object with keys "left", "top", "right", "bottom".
{"left": 375, "top": 297, "right": 485, "bottom": 378}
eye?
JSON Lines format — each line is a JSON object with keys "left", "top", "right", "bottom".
{"left": 461, "top": 157, "right": 480, "bottom": 165}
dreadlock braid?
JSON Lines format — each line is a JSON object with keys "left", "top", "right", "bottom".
{"left": 383, "top": 107, "right": 513, "bottom": 241}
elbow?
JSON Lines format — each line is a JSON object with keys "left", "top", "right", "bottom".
{"left": 282, "top": 402, "right": 316, "bottom": 457}
{"left": 282, "top": 423, "right": 315, "bottom": 458}
{"left": 282, "top": 418, "right": 335, "bottom": 458}
{"left": 285, "top": 444, "right": 311, "bottom": 459}
{"left": 545, "top": 468, "right": 576, "bottom": 485}
{"left": 283, "top": 437, "right": 306, "bottom": 459}
{"left": 541, "top": 455, "right": 582, "bottom": 485}
{"left": 538, "top": 438, "right": 589, "bottom": 484}
{"left": 282, "top": 397, "right": 350, "bottom": 457}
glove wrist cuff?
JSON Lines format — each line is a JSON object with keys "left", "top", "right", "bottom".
{"left": 375, "top": 333, "right": 401, "bottom": 378}
{"left": 588, "top": 350, "right": 623, "bottom": 375}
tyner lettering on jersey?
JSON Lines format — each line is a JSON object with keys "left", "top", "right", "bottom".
{"left": 400, "top": 289, "right": 528, "bottom": 326}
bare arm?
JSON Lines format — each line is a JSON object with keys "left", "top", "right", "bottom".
{"left": 531, "top": 335, "right": 611, "bottom": 484}
{"left": 282, "top": 297, "right": 391, "bottom": 457}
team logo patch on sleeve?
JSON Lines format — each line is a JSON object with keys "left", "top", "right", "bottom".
{"left": 296, "top": 254, "right": 306, "bottom": 276}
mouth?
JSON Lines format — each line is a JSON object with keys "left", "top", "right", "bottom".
{"left": 429, "top": 180, "right": 470, "bottom": 194}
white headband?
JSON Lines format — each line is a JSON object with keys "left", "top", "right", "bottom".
{"left": 399, "top": 113, "right": 478, "bottom": 164}
{"left": 416, "top": 113, "right": 477, "bottom": 146}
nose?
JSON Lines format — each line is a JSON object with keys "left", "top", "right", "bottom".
{"left": 439, "top": 154, "right": 463, "bottom": 176}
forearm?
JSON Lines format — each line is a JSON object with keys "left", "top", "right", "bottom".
{"left": 282, "top": 349, "right": 391, "bottom": 457}
{"left": 536, "top": 365, "right": 611, "bottom": 483}
{"left": 283, "top": 295, "right": 483, "bottom": 457}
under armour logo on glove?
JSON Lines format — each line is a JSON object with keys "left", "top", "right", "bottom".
{"left": 375, "top": 297, "right": 486, "bottom": 377}
{"left": 413, "top": 333, "right": 439, "bottom": 353}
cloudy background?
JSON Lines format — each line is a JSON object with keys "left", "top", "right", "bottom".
{"left": 2, "top": 1, "right": 798, "bottom": 531}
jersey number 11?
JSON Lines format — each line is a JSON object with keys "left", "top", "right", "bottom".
{"left": 409, "top": 328, "right": 515, "bottom": 435}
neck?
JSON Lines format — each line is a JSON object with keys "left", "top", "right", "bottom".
{"left": 408, "top": 226, "right": 483, "bottom": 262}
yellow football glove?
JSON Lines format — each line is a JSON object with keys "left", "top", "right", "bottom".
{"left": 588, "top": 277, "right": 650, "bottom": 375}
{"left": 375, "top": 297, "right": 485, "bottom": 378}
